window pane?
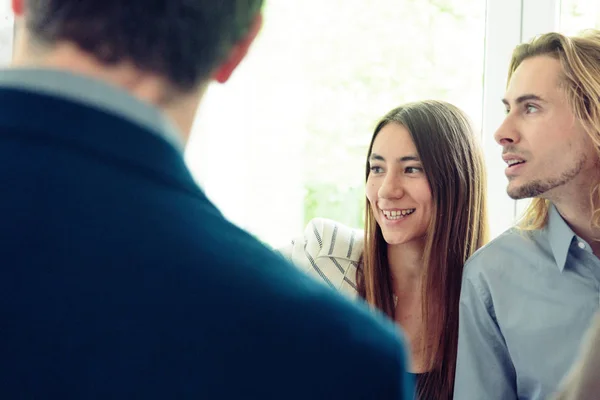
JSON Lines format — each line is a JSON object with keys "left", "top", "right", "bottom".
{"left": 560, "top": 0, "right": 600, "bottom": 34}
{"left": 187, "top": 0, "right": 486, "bottom": 246}
{"left": 295, "top": 0, "right": 486, "bottom": 230}
{"left": 0, "top": 0, "right": 13, "bottom": 65}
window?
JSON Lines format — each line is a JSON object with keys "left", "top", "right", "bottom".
{"left": 187, "top": 0, "right": 486, "bottom": 246}
{"left": 3, "top": 0, "right": 591, "bottom": 246}
{"left": 561, "top": 0, "right": 600, "bottom": 35}
{"left": 0, "top": 0, "right": 13, "bottom": 65}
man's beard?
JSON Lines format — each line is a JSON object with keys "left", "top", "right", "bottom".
{"left": 507, "top": 156, "right": 587, "bottom": 200}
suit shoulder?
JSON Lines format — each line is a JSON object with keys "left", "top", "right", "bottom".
{"left": 287, "top": 288, "right": 412, "bottom": 397}
{"left": 189, "top": 215, "right": 411, "bottom": 397}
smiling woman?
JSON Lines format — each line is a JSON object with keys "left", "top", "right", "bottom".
{"left": 366, "top": 123, "right": 432, "bottom": 247}
{"left": 281, "top": 100, "right": 489, "bottom": 400}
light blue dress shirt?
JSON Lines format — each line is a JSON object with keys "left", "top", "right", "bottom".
{"left": 454, "top": 204, "right": 600, "bottom": 400}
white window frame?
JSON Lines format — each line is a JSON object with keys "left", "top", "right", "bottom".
{"left": 482, "top": 0, "right": 560, "bottom": 238}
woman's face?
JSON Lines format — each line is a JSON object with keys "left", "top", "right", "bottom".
{"left": 366, "top": 123, "right": 433, "bottom": 246}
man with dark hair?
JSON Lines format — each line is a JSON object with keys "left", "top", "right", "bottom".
{"left": 0, "top": 1, "right": 413, "bottom": 399}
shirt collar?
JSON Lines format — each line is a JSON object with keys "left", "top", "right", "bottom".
{"left": 546, "top": 203, "right": 577, "bottom": 272}
{"left": 0, "top": 68, "right": 184, "bottom": 152}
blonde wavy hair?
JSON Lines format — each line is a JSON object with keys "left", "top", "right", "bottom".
{"left": 508, "top": 30, "right": 600, "bottom": 231}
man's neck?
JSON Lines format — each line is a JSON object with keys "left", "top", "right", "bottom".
{"left": 12, "top": 38, "right": 203, "bottom": 142}
{"left": 550, "top": 173, "right": 600, "bottom": 256}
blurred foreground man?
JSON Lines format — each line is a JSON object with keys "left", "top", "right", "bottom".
{"left": 0, "top": 1, "right": 413, "bottom": 399}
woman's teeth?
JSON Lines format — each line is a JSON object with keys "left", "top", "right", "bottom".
{"left": 382, "top": 209, "right": 415, "bottom": 220}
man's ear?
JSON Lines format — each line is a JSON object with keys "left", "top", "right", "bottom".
{"left": 213, "top": 14, "right": 263, "bottom": 84}
{"left": 12, "top": 0, "right": 24, "bottom": 16}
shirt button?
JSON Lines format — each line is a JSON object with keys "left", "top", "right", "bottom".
{"left": 578, "top": 241, "right": 586, "bottom": 249}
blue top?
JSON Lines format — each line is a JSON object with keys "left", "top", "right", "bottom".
{"left": 0, "top": 68, "right": 414, "bottom": 399}
{"left": 454, "top": 204, "right": 600, "bottom": 399}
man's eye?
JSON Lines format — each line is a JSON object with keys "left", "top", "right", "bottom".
{"left": 525, "top": 104, "right": 539, "bottom": 113}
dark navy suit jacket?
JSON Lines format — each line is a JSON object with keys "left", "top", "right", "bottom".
{"left": 0, "top": 82, "right": 413, "bottom": 399}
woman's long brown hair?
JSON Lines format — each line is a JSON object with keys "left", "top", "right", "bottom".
{"left": 357, "top": 100, "right": 489, "bottom": 399}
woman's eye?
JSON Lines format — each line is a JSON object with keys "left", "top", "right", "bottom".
{"left": 405, "top": 166, "right": 423, "bottom": 174}
{"left": 370, "top": 166, "right": 384, "bottom": 174}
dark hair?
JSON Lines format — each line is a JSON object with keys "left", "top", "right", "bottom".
{"left": 25, "top": 1, "right": 264, "bottom": 91}
{"left": 358, "top": 100, "right": 489, "bottom": 399}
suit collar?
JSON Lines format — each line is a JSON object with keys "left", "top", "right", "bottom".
{"left": 0, "top": 68, "right": 184, "bottom": 152}
{"left": 0, "top": 86, "right": 202, "bottom": 200}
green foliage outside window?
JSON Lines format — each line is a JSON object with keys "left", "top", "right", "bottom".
{"left": 259, "top": 0, "right": 486, "bottom": 229}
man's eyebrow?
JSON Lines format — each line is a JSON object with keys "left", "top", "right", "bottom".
{"left": 502, "top": 94, "right": 546, "bottom": 106}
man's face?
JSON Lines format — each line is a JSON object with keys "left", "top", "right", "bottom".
{"left": 495, "top": 55, "right": 596, "bottom": 200}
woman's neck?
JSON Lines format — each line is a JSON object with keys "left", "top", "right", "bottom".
{"left": 388, "top": 240, "right": 430, "bottom": 372}
{"left": 387, "top": 240, "right": 424, "bottom": 297}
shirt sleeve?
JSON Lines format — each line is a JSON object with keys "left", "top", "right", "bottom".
{"left": 454, "top": 270, "right": 518, "bottom": 399}
{"left": 276, "top": 219, "right": 324, "bottom": 276}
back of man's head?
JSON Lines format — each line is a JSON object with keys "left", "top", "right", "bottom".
{"left": 22, "top": 0, "right": 263, "bottom": 92}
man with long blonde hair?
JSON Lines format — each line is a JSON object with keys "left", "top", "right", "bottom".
{"left": 454, "top": 30, "right": 600, "bottom": 399}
